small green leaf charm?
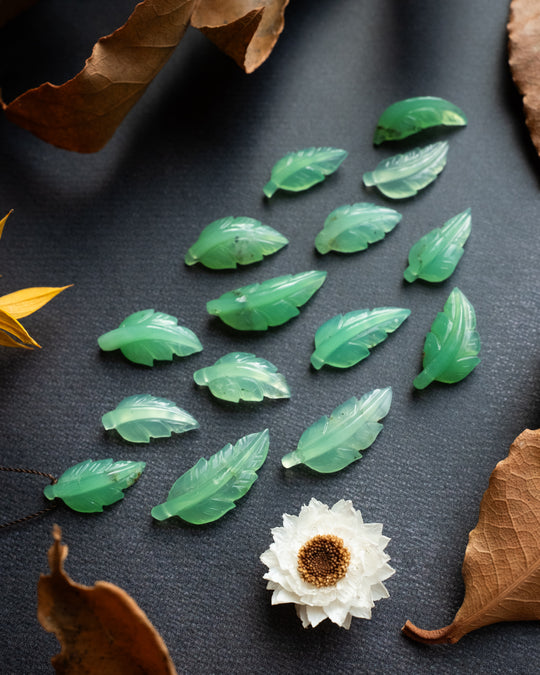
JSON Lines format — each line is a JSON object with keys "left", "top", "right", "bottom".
{"left": 404, "top": 208, "right": 471, "bottom": 283}
{"left": 206, "top": 270, "right": 327, "bottom": 331}
{"left": 263, "top": 147, "right": 348, "bottom": 197}
{"left": 43, "top": 459, "right": 145, "bottom": 513}
{"left": 97, "top": 309, "right": 203, "bottom": 366}
{"left": 315, "top": 203, "right": 402, "bottom": 254}
{"left": 363, "top": 141, "right": 449, "bottom": 199}
{"left": 311, "top": 307, "right": 411, "bottom": 370}
{"left": 413, "top": 287, "right": 481, "bottom": 390}
{"left": 373, "top": 96, "right": 467, "bottom": 145}
{"left": 184, "top": 216, "right": 288, "bottom": 269}
{"left": 102, "top": 394, "right": 199, "bottom": 443}
{"left": 281, "top": 388, "right": 392, "bottom": 473}
{"left": 193, "top": 352, "right": 290, "bottom": 402}
{"left": 151, "top": 429, "right": 269, "bottom": 524}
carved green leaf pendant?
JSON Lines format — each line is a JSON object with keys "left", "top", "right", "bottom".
{"left": 193, "top": 352, "right": 290, "bottom": 402}
{"left": 373, "top": 96, "right": 467, "bottom": 145}
{"left": 97, "top": 309, "right": 203, "bottom": 366}
{"left": 43, "top": 459, "right": 145, "bottom": 513}
{"left": 404, "top": 208, "right": 471, "bottom": 283}
{"left": 413, "top": 287, "right": 481, "bottom": 390}
{"left": 311, "top": 307, "right": 411, "bottom": 370}
{"left": 363, "top": 141, "right": 449, "bottom": 199}
{"left": 207, "top": 270, "right": 327, "bottom": 331}
{"left": 281, "top": 388, "right": 392, "bottom": 473}
{"left": 102, "top": 394, "right": 199, "bottom": 443}
{"left": 185, "top": 216, "right": 288, "bottom": 269}
{"left": 315, "top": 202, "right": 402, "bottom": 254}
{"left": 263, "top": 147, "right": 348, "bottom": 197}
{"left": 151, "top": 429, "right": 269, "bottom": 524}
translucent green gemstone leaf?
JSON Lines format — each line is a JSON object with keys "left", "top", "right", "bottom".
{"left": 363, "top": 141, "right": 449, "bottom": 199}
{"left": 314, "top": 203, "right": 402, "bottom": 254}
{"left": 193, "top": 352, "right": 290, "bottom": 402}
{"left": 206, "top": 270, "right": 327, "bottom": 331}
{"left": 413, "top": 287, "right": 481, "bottom": 390}
{"left": 102, "top": 394, "right": 199, "bottom": 443}
{"left": 263, "top": 147, "right": 348, "bottom": 197}
{"left": 97, "top": 309, "right": 203, "bottom": 366}
{"left": 311, "top": 307, "right": 411, "bottom": 370}
{"left": 43, "top": 459, "right": 145, "bottom": 513}
{"left": 151, "top": 429, "right": 269, "bottom": 524}
{"left": 281, "top": 388, "right": 392, "bottom": 473}
{"left": 184, "top": 216, "right": 288, "bottom": 269}
{"left": 404, "top": 208, "right": 472, "bottom": 283}
{"left": 373, "top": 96, "right": 467, "bottom": 145}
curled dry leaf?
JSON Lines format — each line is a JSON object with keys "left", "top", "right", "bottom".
{"left": 403, "top": 428, "right": 540, "bottom": 644}
{"left": 38, "top": 525, "right": 177, "bottom": 674}
{"left": 508, "top": 0, "right": 540, "bottom": 157}
{"left": 1, "top": 0, "right": 289, "bottom": 152}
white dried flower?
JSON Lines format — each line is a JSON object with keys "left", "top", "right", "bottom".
{"left": 260, "top": 498, "right": 394, "bottom": 629}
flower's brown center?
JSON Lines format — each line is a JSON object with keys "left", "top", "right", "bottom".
{"left": 297, "top": 534, "right": 351, "bottom": 587}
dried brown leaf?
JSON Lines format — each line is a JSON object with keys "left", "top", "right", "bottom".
{"left": 1, "top": 0, "right": 196, "bottom": 153}
{"left": 38, "top": 525, "right": 177, "bottom": 674}
{"left": 192, "top": 0, "right": 290, "bottom": 73}
{"left": 508, "top": 0, "right": 540, "bottom": 157}
{"left": 403, "top": 428, "right": 540, "bottom": 644}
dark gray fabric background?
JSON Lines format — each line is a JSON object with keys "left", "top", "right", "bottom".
{"left": 1, "top": 1, "right": 539, "bottom": 673}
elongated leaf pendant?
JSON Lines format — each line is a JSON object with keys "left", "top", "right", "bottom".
{"left": 263, "top": 147, "right": 348, "bottom": 198}
{"left": 194, "top": 352, "right": 290, "bottom": 402}
{"left": 102, "top": 394, "right": 199, "bottom": 443}
{"left": 207, "top": 270, "right": 327, "bottom": 331}
{"left": 404, "top": 208, "right": 471, "bottom": 283}
{"left": 315, "top": 203, "right": 402, "bottom": 254}
{"left": 43, "top": 459, "right": 145, "bottom": 513}
{"left": 282, "top": 388, "right": 392, "bottom": 473}
{"left": 311, "top": 307, "right": 411, "bottom": 370}
{"left": 413, "top": 287, "right": 481, "bottom": 390}
{"left": 98, "top": 309, "right": 202, "bottom": 366}
{"left": 373, "top": 96, "right": 467, "bottom": 145}
{"left": 363, "top": 141, "right": 449, "bottom": 199}
{"left": 185, "top": 216, "right": 288, "bottom": 269}
{"left": 151, "top": 429, "right": 269, "bottom": 524}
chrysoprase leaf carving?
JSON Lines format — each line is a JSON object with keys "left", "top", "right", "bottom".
{"left": 403, "top": 428, "right": 540, "bottom": 644}
{"left": 38, "top": 526, "right": 177, "bottom": 673}
{"left": 102, "top": 394, "right": 199, "bottom": 443}
{"left": 193, "top": 352, "right": 290, "bottom": 402}
{"left": 151, "top": 429, "right": 269, "bottom": 524}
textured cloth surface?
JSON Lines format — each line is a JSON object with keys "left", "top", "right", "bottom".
{"left": 0, "top": 1, "right": 539, "bottom": 673}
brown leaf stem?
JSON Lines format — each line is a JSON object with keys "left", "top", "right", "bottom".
{"left": 401, "top": 621, "right": 465, "bottom": 645}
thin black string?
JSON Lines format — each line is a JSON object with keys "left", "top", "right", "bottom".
{"left": 0, "top": 466, "right": 57, "bottom": 528}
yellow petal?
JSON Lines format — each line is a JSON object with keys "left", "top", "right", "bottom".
{"left": 0, "top": 308, "right": 40, "bottom": 348}
{"left": 0, "top": 330, "right": 34, "bottom": 349}
{"left": 0, "top": 285, "right": 72, "bottom": 319}
{"left": 0, "top": 210, "right": 13, "bottom": 243}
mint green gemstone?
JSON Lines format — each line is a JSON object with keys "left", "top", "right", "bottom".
{"left": 404, "top": 208, "right": 471, "bottom": 283}
{"left": 43, "top": 459, "right": 145, "bottom": 513}
{"left": 315, "top": 203, "right": 402, "bottom": 254}
{"left": 281, "top": 388, "right": 392, "bottom": 473}
{"left": 193, "top": 352, "right": 290, "bottom": 402}
{"left": 206, "top": 270, "right": 327, "bottom": 331}
{"left": 363, "top": 141, "right": 449, "bottom": 199}
{"left": 151, "top": 429, "right": 269, "bottom": 524}
{"left": 311, "top": 307, "right": 411, "bottom": 370}
{"left": 102, "top": 394, "right": 199, "bottom": 443}
{"left": 374, "top": 96, "right": 467, "bottom": 145}
{"left": 97, "top": 309, "right": 202, "bottom": 366}
{"left": 263, "top": 147, "right": 348, "bottom": 197}
{"left": 413, "top": 287, "right": 480, "bottom": 390}
{"left": 185, "top": 216, "right": 288, "bottom": 269}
